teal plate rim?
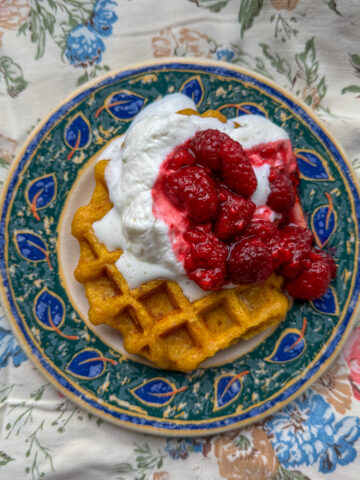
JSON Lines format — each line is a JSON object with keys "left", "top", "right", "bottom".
{"left": 1, "top": 58, "right": 360, "bottom": 436}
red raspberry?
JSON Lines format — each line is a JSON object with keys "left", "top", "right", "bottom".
{"left": 272, "top": 225, "right": 313, "bottom": 276}
{"left": 220, "top": 138, "right": 257, "bottom": 197}
{"left": 214, "top": 187, "right": 255, "bottom": 240}
{"left": 227, "top": 237, "right": 273, "bottom": 284}
{"left": 285, "top": 258, "right": 332, "bottom": 300}
{"left": 184, "top": 227, "right": 228, "bottom": 290}
{"left": 190, "top": 129, "right": 227, "bottom": 171}
{"left": 267, "top": 172, "right": 296, "bottom": 213}
{"left": 163, "top": 165, "right": 218, "bottom": 223}
{"left": 165, "top": 147, "right": 195, "bottom": 171}
{"left": 245, "top": 219, "right": 278, "bottom": 242}
{"left": 308, "top": 250, "right": 337, "bottom": 280}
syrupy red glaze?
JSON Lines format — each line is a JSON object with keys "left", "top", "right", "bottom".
{"left": 151, "top": 130, "right": 336, "bottom": 299}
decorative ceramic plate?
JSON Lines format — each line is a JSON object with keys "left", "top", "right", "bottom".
{"left": 1, "top": 59, "right": 359, "bottom": 436}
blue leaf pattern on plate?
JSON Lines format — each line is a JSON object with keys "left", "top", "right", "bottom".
{"left": 311, "top": 287, "right": 339, "bottom": 315}
{"left": 311, "top": 193, "right": 336, "bottom": 247}
{"left": 296, "top": 150, "right": 333, "bottom": 181}
{"left": 64, "top": 113, "right": 91, "bottom": 152}
{"left": 131, "top": 378, "right": 184, "bottom": 407}
{"left": 214, "top": 374, "right": 243, "bottom": 411}
{"left": 97, "top": 90, "right": 145, "bottom": 120}
{"left": 67, "top": 349, "right": 108, "bottom": 379}
{"left": 34, "top": 289, "right": 64, "bottom": 329}
{"left": 180, "top": 76, "right": 204, "bottom": 106}
{"left": 26, "top": 174, "right": 56, "bottom": 217}
{"left": 15, "top": 231, "right": 50, "bottom": 263}
{"left": 266, "top": 329, "right": 306, "bottom": 362}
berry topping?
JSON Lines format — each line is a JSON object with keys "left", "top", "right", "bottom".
{"left": 245, "top": 219, "right": 278, "bottom": 242}
{"left": 220, "top": 138, "right": 257, "bottom": 197}
{"left": 228, "top": 237, "right": 273, "bottom": 284}
{"left": 164, "top": 165, "right": 218, "bottom": 223}
{"left": 151, "top": 127, "right": 337, "bottom": 299}
{"left": 214, "top": 187, "right": 256, "bottom": 240}
{"left": 189, "top": 129, "right": 227, "bottom": 171}
{"left": 165, "top": 146, "right": 195, "bottom": 171}
{"left": 285, "top": 257, "right": 333, "bottom": 300}
{"left": 246, "top": 139, "right": 297, "bottom": 175}
{"left": 184, "top": 227, "right": 228, "bottom": 290}
{"left": 267, "top": 171, "right": 296, "bottom": 213}
{"left": 270, "top": 225, "right": 313, "bottom": 275}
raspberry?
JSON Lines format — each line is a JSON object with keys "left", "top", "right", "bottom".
{"left": 220, "top": 138, "right": 257, "bottom": 197}
{"left": 227, "top": 237, "right": 273, "bottom": 284}
{"left": 285, "top": 258, "right": 332, "bottom": 300}
{"left": 165, "top": 147, "right": 195, "bottom": 171}
{"left": 267, "top": 172, "right": 296, "bottom": 213}
{"left": 308, "top": 250, "right": 337, "bottom": 280}
{"left": 272, "top": 225, "right": 313, "bottom": 276}
{"left": 190, "top": 129, "right": 227, "bottom": 171}
{"left": 184, "top": 227, "right": 228, "bottom": 290}
{"left": 213, "top": 187, "right": 255, "bottom": 240}
{"left": 245, "top": 219, "right": 278, "bottom": 242}
{"left": 163, "top": 165, "right": 218, "bottom": 223}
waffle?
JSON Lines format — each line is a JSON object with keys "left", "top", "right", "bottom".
{"left": 72, "top": 160, "right": 289, "bottom": 371}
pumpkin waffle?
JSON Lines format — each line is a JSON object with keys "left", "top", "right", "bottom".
{"left": 72, "top": 160, "right": 289, "bottom": 371}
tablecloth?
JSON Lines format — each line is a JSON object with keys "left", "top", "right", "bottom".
{"left": 0, "top": 1, "right": 360, "bottom": 479}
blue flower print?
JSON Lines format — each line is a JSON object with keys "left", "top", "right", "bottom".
{"left": 0, "top": 316, "right": 27, "bottom": 368}
{"left": 319, "top": 417, "right": 360, "bottom": 473}
{"left": 216, "top": 48, "right": 235, "bottom": 62}
{"left": 265, "top": 392, "right": 360, "bottom": 473}
{"left": 66, "top": 24, "right": 105, "bottom": 67}
{"left": 165, "top": 438, "right": 204, "bottom": 460}
{"left": 65, "top": 0, "right": 118, "bottom": 68}
{"left": 91, "top": 0, "right": 118, "bottom": 37}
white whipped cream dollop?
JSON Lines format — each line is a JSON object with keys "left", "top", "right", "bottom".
{"left": 93, "top": 94, "right": 288, "bottom": 301}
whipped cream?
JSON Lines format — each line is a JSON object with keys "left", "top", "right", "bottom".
{"left": 93, "top": 94, "right": 289, "bottom": 301}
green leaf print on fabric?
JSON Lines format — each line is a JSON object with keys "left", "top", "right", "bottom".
{"left": 342, "top": 53, "right": 360, "bottom": 97}
{"left": 322, "top": 0, "right": 342, "bottom": 16}
{"left": 114, "top": 443, "right": 166, "bottom": 480}
{"left": 274, "top": 465, "right": 311, "bottom": 480}
{"left": 192, "top": 0, "right": 265, "bottom": 37}
{"left": 232, "top": 433, "right": 251, "bottom": 449}
{"left": 0, "top": 56, "right": 28, "bottom": 98}
{"left": 341, "top": 85, "right": 360, "bottom": 94}
{"left": 271, "top": 13, "right": 298, "bottom": 42}
{"left": 0, "top": 451, "right": 14, "bottom": 467}
{"left": 260, "top": 38, "right": 327, "bottom": 110}
{"left": 295, "top": 37, "right": 320, "bottom": 86}
{"left": 189, "top": 0, "right": 232, "bottom": 12}
{"left": 260, "top": 44, "right": 292, "bottom": 83}
{"left": 3, "top": 384, "right": 55, "bottom": 480}
{"left": 18, "top": 0, "right": 96, "bottom": 60}
{"left": 228, "top": 43, "right": 274, "bottom": 79}
{"left": 238, "top": 0, "right": 264, "bottom": 37}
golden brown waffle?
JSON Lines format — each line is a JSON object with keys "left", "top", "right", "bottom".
{"left": 72, "top": 160, "right": 289, "bottom": 371}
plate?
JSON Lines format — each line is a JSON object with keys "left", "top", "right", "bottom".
{"left": 1, "top": 58, "right": 359, "bottom": 436}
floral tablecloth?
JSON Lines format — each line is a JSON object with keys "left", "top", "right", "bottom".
{"left": 1, "top": 1, "right": 360, "bottom": 479}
